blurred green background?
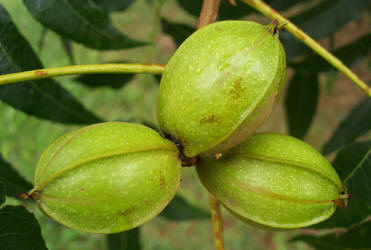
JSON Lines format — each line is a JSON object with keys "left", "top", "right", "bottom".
{"left": 1, "top": 0, "right": 368, "bottom": 249}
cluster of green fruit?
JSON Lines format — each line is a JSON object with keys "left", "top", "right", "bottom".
{"left": 29, "top": 21, "right": 345, "bottom": 233}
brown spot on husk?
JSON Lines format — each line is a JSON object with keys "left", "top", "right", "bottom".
{"left": 229, "top": 77, "right": 245, "bottom": 99}
{"left": 118, "top": 207, "right": 136, "bottom": 217}
{"left": 159, "top": 175, "right": 165, "bottom": 188}
{"left": 200, "top": 114, "right": 221, "bottom": 124}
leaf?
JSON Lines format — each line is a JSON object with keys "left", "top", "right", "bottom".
{"left": 161, "top": 18, "right": 195, "bottom": 46}
{"left": 324, "top": 71, "right": 337, "bottom": 93}
{"left": 107, "top": 232, "right": 127, "bottom": 250}
{"left": 315, "top": 141, "right": 371, "bottom": 229}
{"left": 153, "top": 74, "right": 161, "bottom": 84}
{"left": 23, "top": 0, "right": 146, "bottom": 50}
{"left": 38, "top": 28, "right": 76, "bottom": 64}
{"left": 284, "top": 71, "right": 319, "bottom": 139}
{"left": 0, "top": 154, "right": 32, "bottom": 199}
{"left": 0, "top": 183, "right": 5, "bottom": 206}
{"left": 0, "top": 205, "right": 48, "bottom": 250}
{"left": 140, "top": 119, "right": 161, "bottom": 133}
{"left": 333, "top": 141, "right": 371, "bottom": 181}
{"left": 60, "top": 37, "right": 75, "bottom": 65}
{"left": 292, "top": 220, "right": 371, "bottom": 250}
{"left": 38, "top": 27, "right": 48, "bottom": 51}
{"left": 281, "top": 0, "right": 368, "bottom": 60}
{"left": 93, "top": 0, "right": 135, "bottom": 12}
{"left": 322, "top": 98, "right": 371, "bottom": 155}
{"left": 125, "top": 228, "right": 141, "bottom": 250}
{"left": 74, "top": 73, "right": 134, "bottom": 89}
{"left": 160, "top": 195, "right": 210, "bottom": 221}
{"left": 106, "top": 228, "right": 141, "bottom": 250}
{"left": 290, "top": 33, "right": 371, "bottom": 73}
{"left": 144, "top": 0, "right": 155, "bottom": 5}
{"left": 0, "top": 4, "right": 102, "bottom": 124}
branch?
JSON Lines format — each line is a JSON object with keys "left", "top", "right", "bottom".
{"left": 0, "top": 63, "right": 165, "bottom": 86}
{"left": 198, "top": 0, "right": 221, "bottom": 29}
{"left": 242, "top": 0, "right": 371, "bottom": 97}
{"left": 209, "top": 194, "right": 225, "bottom": 250}
{"left": 197, "top": 2, "right": 225, "bottom": 249}
{"left": 145, "top": 0, "right": 163, "bottom": 63}
{"left": 135, "top": 0, "right": 164, "bottom": 122}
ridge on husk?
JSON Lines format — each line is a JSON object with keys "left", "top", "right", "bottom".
{"left": 31, "top": 122, "right": 182, "bottom": 233}
{"left": 196, "top": 133, "right": 344, "bottom": 229}
{"left": 157, "top": 21, "right": 287, "bottom": 157}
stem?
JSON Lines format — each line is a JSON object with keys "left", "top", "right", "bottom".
{"left": 145, "top": 0, "right": 163, "bottom": 63}
{"left": 135, "top": 0, "right": 164, "bottom": 122}
{"left": 198, "top": 0, "right": 221, "bottom": 29}
{"left": 198, "top": 2, "right": 224, "bottom": 249}
{"left": 242, "top": 0, "right": 371, "bottom": 97}
{"left": 209, "top": 194, "right": 225, "bottom": 250}
{"left": 0, "top": 63, "right": 165, "bottom": 86}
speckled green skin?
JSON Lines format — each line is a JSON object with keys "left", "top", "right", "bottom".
{"left": 196, "top": 133, "right": 343, "bottom": 229}
{"left": 157, "top": 21, "right": 286, "bottom": 157}
{"left": 30, "top": 122, "right": 181, "bottom": 233}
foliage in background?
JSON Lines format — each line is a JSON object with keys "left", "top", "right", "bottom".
{"left": 0, "top": 0, "right": 370, "bottom": 249}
